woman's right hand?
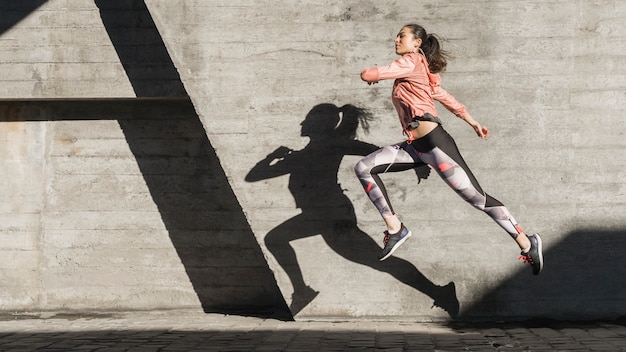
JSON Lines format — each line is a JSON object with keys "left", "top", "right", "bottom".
{"left": 361, "top": 68, "right": 379, "bottom": 84}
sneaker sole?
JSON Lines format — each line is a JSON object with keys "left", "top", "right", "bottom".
{"left": 379, "top": 231, "right": 412, "bottom": 261}
{"left": 534, "top": 233, "right": 544, "bottom": 275}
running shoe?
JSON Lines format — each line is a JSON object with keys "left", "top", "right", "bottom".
{"left": 378, "top": 224, "right": 412, "bottom": 261}
{"left": 518, "top": 233, "right": 543, "bottom": 275}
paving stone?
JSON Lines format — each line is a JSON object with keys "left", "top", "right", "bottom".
{"left": 0, "top": 312, "right": 623, "bottom": 351}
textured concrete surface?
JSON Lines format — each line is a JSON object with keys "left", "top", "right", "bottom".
{"left": 0, "top": 311, "right": 625, "bottom": 351}
{"left": 0, "top": 0, "right": 625, "bottom": 321}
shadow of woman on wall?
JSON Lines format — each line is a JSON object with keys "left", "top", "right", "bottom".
{"left": 245, "top": 103, "right": 459, "bottom": 317}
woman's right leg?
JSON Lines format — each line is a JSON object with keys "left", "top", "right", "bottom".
{"left": 354, "top": 143, "right": 428, "bottom": 260}
{"left": 354, "top": 143, "right": 421, "bottom": 224}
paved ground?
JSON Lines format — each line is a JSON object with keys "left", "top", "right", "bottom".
{"left": 0, "top": 310, "right": 624, "bottom": 351}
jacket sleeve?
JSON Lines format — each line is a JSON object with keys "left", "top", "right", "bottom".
{"left": 361, "top": 54, "right": 416, "bottom": 83}
{"left": 430, "top": 74, "right": 471, "bottom": 119}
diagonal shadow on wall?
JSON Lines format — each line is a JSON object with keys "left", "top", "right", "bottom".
{"left": 0, "top": 0, "right": 48, "bottom": 35}
{"left": 114, "top": 99, "right": 292, "bottom": 319}
{"left": 459, "top": 228, "right": 626, "bottom": 321}
{"left": 0, "top": 0, "right": 291, "bottom": 319}
{"left": 0, "top": 99, "right": 291, "bottom": 320}
{"left": 94, "top": 0, "right": 185, "bottom": 98}
{"left": 92, "top": 0, "right": 291, "bottom": 320}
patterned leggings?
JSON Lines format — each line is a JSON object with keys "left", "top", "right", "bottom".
{"left": 354, "top": 126, "right": 522, "bottom": 239}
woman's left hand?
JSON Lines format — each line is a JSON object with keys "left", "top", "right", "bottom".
{"left": 475, "top": 124, "right": 489, "bottom": 139}
{"left": 469, "top": 120, "right": 489, "bottom": 139}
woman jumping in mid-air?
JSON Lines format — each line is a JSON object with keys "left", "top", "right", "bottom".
{"left": 355, "top": 23, "right": 543, "bottom": 275}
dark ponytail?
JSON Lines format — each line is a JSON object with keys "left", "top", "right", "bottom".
{"left": 404, "top": 24, "right": 449, "bottom": 73}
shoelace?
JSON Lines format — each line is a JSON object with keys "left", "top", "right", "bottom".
{"left": 518, "top": 253, "right": 535, "bottom": 265}
{"left": 382, "top": 232, "right": 390, "bottom": 247}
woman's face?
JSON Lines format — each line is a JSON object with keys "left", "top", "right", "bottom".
{"left": 395, "top": 27, "right": 421, "bottom": 55}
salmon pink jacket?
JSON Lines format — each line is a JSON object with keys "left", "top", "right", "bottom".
{"left": 360, "top": 52, "right": 471, "bottom": 132}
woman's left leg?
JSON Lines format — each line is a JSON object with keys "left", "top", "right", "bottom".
{"left": 409, "top": 127, "right": 543, "bottom": 274}
{"left": 410, "top": 127, "right": 525, "bottom": 242}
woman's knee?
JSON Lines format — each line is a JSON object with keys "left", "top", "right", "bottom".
{"left": 354, "top": 159, "right": 371, "bottom": 178}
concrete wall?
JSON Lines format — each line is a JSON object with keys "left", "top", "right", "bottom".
{"left": 0, "top": 0, "right": 289, "bottom": 319}
{"left": 0, "top": 0, "right": 624, "bottom": 321}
